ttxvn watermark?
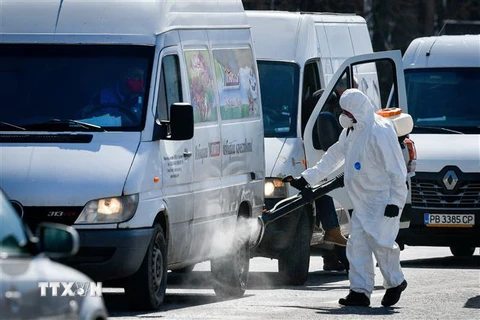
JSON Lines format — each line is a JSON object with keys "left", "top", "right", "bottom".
{"left": 38, "top": 282, "right": 102, "bottom": 297}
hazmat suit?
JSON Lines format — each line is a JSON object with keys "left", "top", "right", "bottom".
{"left": 301, "top": 89, "right": 408, "bottom": 305}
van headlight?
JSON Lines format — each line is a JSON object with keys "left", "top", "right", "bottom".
{"left": 264, "top": 178, "right": 287, "bottom": 198}
{"left": 75, "top": 194, "right": 139, "bottom": 224}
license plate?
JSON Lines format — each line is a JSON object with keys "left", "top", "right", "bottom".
{"left": 424, "top": 213, "right": 475, "bottom": 227}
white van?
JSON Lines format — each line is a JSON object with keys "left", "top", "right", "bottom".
{"left": 246, "top": 10, "right": 414, "bottom": 284}
{"left": 0, "top": 0, "right": 264, "bottom": 310}
{"left": 246, "top": 9, "right": 379, "bottom": 227}
{"left": 399, "top": 35, "right": 480, "bottom": 257}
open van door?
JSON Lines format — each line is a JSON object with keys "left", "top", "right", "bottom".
{"left": 303, "top": 50, "right": 408, "bottom": 219}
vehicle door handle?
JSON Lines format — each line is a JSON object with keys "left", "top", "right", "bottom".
{"left": 183, "top": 150, "right": 192, "bottom": 158}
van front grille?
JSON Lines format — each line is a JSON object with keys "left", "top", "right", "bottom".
{"left": 22, "top": 206, "right": 83, "bottom": 230}
{"left": 411, "top": 177, "right": 480, "bottom": 209}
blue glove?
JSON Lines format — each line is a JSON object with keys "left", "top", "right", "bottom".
{"left": 384, "top": 204, "right": 399, "bottom": 217}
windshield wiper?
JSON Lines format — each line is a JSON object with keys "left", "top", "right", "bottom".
{"left": 24, "top": 119, "right": 107, "bottom": 132}
{"left": 413, "top": 125, "right": 463, "bottom": 134}
{"left": 0, "top": 121, "right": 26, "bottom": 131}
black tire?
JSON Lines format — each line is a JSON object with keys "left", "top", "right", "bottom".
{"left": 277, "top": 208, "right": 312, "bottom": 285}
{"left": 450, "top": 246, "right": 475, "bottom": 257}
{"left": 124, "top": 224, "right": 168, "bottom": 310}
{"left": 211, "top": 224, "right": 250, "bottom": 298}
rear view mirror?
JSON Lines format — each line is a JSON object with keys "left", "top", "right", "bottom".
{"left": 154, "top": 102, "right": 194, "bottom": 141}
{"left": 36, "top": 223, "right": 79, "bottom": 258}
{"left": 315, "top": 112, "right": 342, "bottom": 151}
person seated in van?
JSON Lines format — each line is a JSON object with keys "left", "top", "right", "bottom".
{"left": 79, "top": 67, "right": 145, "bottom": 125}
{"left": 324, "top": 76, "right": 359, "bottom": 120}
{"left": 301, "top": 88, "right": 340, "bottom": 135}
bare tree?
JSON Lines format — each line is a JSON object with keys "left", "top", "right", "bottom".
{"left": 242, "top": 0, "right": 480, "bottom": 51}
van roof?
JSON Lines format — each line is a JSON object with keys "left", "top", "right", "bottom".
{"left": 246, "top": 10, "right": 368, "bottom": 64}
{"left": 0, "top": 0, "right": 248, "bottom": 45}
{"left": 403, "top": 35, "right": 480, "bottom": 69}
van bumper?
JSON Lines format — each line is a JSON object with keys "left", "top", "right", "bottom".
{"left": 398, "top": 226, "right": 480, "bottom": 247}
{"left": 61, "top": 228, "right": 153, "bottom": 281}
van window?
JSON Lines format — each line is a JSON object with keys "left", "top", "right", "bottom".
{"left": 0, "top": 45, "right": 154, "bottom": 131}
{"left": 405, "top": 68, "right": 480, "bottom": 133}
{"left": 157, "top": 55, "right": 182, "bottom": 120}
{"left": 302, "top": 61, "right": 321, "bottom": 105}
{"left": 301, "top": 61, "right": 322, "bottom": 136}
{"left": 184, "top": 49, "right": 218, "bottom": 123}
{"left": 257, "top": 61, "right": 300, "bottom": 138}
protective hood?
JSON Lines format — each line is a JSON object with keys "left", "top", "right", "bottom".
{"left": 339, "top": 89, "right": 392, "bottom": 159}
{"left": 339, "top": 88, "right": 375, "bottom": 132}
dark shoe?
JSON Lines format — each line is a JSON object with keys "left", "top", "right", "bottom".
{"left": 339, "top": 290, "right": 370, "bottom": 307}
{"left": 323, "top": 258, "right": 345, "bottom": 271}
{"left": 322, "top": 250, "right": 345, "bottom": 271}
{"left": 323, "top": 260, "right": 345, "bottom": 271}
{"left": 381, "top": 280, "right": 407, "bottom": 307}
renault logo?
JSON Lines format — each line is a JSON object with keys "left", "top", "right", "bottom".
{"left": 442, "top": 170, "right": 458, "bottom": 190}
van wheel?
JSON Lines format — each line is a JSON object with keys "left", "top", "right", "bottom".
{"left": 124, "top": 224, "right": 167, "bottom": 310}
{"left": 211, "top": 229, "right": 250, "bottom": 298}
{"left": 278, "top": 209, "right": 311, "bottom": 285}
{"left": 450, "top": 246, "right": 475, "bottom": 257}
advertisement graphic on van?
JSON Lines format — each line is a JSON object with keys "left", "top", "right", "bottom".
{"left": 214, "top": 49, "right": 260, "bottom": 119}
{"left": 185, "top": 50, "right": 217, "bottom": 123}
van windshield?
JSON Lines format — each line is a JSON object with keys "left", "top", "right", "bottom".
{"left": 0, "top": 45, "right": 154, "bottom": 132}
{"left": 257, "top": 61, "right": 300, "bottom": 138}
{"left": 405, "top": 68, "right": 480, "bottom": 134}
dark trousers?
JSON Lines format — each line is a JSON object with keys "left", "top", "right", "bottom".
{"left": 315, "top": 195, "right": 339, "bottom": 231}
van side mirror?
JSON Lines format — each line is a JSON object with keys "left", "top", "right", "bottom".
{"left": 36, "top": 223, "right": 79, "bottom": 258}
{"left": 153, "top": 102, "right": 194, "bottom": 141}
{"left": 315, "top": 112, "right": 342, "bottom": 151}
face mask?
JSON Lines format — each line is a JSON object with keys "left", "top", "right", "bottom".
{"left": 126, "top": 79, "right": 144, "bottom": 93}
{"left": 339, "top": 113, "right": 354, "bottom": 128}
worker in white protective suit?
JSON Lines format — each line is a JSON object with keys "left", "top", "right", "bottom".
{"left": 289, "top": 89, "right": 408, "bottom": 307}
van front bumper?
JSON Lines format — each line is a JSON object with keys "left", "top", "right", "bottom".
{"left": 61, "top": 228, "right": 153, "bottom": 281}
{"left": 398, "top": 208, "right": 480, "bottom": 247}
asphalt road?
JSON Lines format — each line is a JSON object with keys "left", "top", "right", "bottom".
{"left": 105, "top": 246, "right": 480, "bottom": 319}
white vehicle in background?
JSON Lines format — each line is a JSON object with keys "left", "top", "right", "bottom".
{"left": 0, "top": 0, "right": 264, "bottom": 310}
{"left": 247, "top": 10, "right": 415, "bottom": 284}
{"left": 398, "top": 34, "right": 480, "bottom": 257}
{"left": 246, "top": 11, "right": 380, "bottom": 212}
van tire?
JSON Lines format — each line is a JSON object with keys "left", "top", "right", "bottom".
{"left": 211, "top": 228, "right": 250, "bottom": 298}
{"left": 450, "top": 246, "right": 475, "bottom": 257}
{"left": 278, "top": 209, "right": 311, "bottom": 285}
{"left": 124, "top": 224, "right": 167, "bottom": 310}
